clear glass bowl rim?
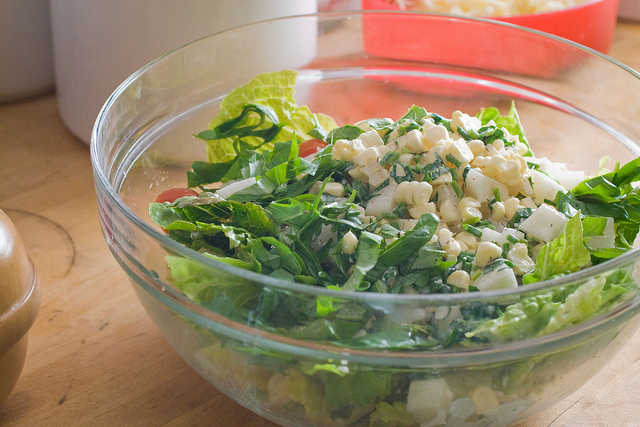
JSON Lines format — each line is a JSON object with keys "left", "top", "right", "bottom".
{"left": 90, "top": 10, "right": 640, "bottom": 349}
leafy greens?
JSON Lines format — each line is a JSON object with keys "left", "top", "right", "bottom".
{"left": 150, "top": 70, "right": 639, "bottom": 353}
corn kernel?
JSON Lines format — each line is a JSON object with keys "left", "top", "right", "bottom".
{"left": 451, "top": 110, "right": 480, "bottom": 134}
{"left": 367, "top": 168, "right": 390, "bottom": 188}
{"left": 475, "top": 241, "right": 502, "bottom": 267}
{"left": 444, "top": 241, "right": 462, "bottom": 258}
{"left": 332, "top": 139, "right": 351, "bottom": 161}
{"left": 433, "top": 305, "right": 452, "bottom": 320}
{"left": 490, "top": 201, "right": 505, "bottom": 221}
{"left": 438, "top": 228, "right": 453, "bottom": 245}
{"left": 431, "top": 172, "right": 453, "bottom": 186}
{"left": 395, "top": 155, "right": 411, "bottom": 166}
{"left": 456, "top": 231, "right": 478, "bottom": 251}
{"left": 342, "top": 231, "right": 359, "bottom": 255}
{"left": 362, "top": 160, "right": 383, "bottom": 176}
{"left": 354, "top": 146, "right": 380, "bottom": 167}
{"left": 426, "top": 143, "right": 447, "bottom": 164}
{"left": 482, "top": 164, "right": 501, "bottom": 179}
{"left": 488, "top": 154, "right": 508, "bottom": 171}
{"left": 506, "top": 158, "right": 522, "bottom": 176}
{"left": 516, "top": 142, "right": 529, "bottom": 155}
{"left": 337, "top": 148, "right": 353, "bottom": 162}
{"left": 422, "top": 124, "right": 449, "bottom": 148}
{"left": 359, "top": 129, "right": 384, "bottom": 147}
{"left": 324, "top": 182, "right": 345, "bottom": 197}
{"left": 348, "top": 166, "right": 367, "bottom": 181}
{"left": 267, "top": 373, "right": 291, "bottom": 406}
{"left": 447, "top": 270, "right": 471, "bottom": 290}
{"left": 438, "top": 228, "right": 462, "bottom": 257}
{"left": 440, "top": 199, "right": 461, "bottom": 225}
{"left": 409, "top": 202, "right": 437, "bottom": 219}
{"left": 467, "top": 139, "right": 487, "bottom": 156}
{"left": 521, "top": 175, "right": 534, "bottom": 196}
{"left": 485, "top": 143, "right": 500, "bottom": 157}
{"left": 403, "top": 129, "right": 427, "bottom": 153}
{"left": 458, "top": 197, "right": 482, "bottom": 222}
{"left": 507, "top": 243, "right": 535, "bottom": 275}
{"left": 413, "top": 181, "right": 434, "bottom": 205}
{"left": 448, "top": 139, "right": 474, "bottom": 165}
{"left": 308, "top": 181, "right": 323, "bottom": 195}
{"left": 504, "top": 197, "right": 520, "bottom": 219}
{"left": 492, "top": 139, "right": 505, "bottom": 152}
{"left": 471, "top": 155, "right": 488, "bottom": 168}
{"left": 394, "top": 181, "right": 412, "bottom": 204}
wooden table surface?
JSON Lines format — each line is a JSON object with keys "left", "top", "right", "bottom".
{"left": 1, "top": 19, "right": 640, "bottom": 427}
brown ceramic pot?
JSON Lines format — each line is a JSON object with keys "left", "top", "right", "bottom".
{"left": 0, "top": 209, "right": 40, "bottom": 405}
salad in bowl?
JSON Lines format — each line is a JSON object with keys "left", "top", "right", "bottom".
{"left": 143, "top": 70, "right": 640, "bottom": 426}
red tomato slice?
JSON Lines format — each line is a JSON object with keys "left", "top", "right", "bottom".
{"left": 299, "top": 139, "right": 328, "bottom": 158}
{"left": 155, "top": 188, "right": 198, "bottom": 203}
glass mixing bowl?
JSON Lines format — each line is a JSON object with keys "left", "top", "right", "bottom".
{"left": 91, "top": 11, "right": 640, "bottom": 427}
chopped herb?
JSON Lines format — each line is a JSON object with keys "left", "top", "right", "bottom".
{"left": 446, "top": 153, "right": 462, "bottom": 168}
{"left": 493, "top": 188, "right": 502, "bottom": 202}
{"left": 462, "top": 224, "right": 483, "bottom": 238}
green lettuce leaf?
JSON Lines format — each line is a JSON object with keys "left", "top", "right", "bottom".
{"left": 301, "top": 365, "right": 392, "bottom": 413}
{"left": 467, "top": 268, "right": 636, "bottom": 342}
{"left": 149, "top": 194, "right": 276, "bottom": 238}
{"left": 203, "top": 69, "right": 337, "bottom": 163}
{"left": 334, "top": 320, "right": 439, "bottom": 350}
{"left": 571, "top": 156, "right": 640, "bottom": 201}
{"left": 523, "top": 213, "right": 591, "bottom": 284}
{"left": 252, "top": 236, "right": 305, "bottom": 279}
{"left": 476, "top": 101, "right": 531, "bottom": 155}
{"left": 278, "top": 368, "right": 331, "bottom": 423}
{"left": 342, "top": 231, "right": 384, "bottom": 292}
{"left": 557, "top": 156, "right": 640, "bottom": 249}
{"left": 466, "top": 290, "right": 560, "bottom": 342}
{"left": 542, "top": 276, "right": 606, "bottom": 334}
{"left": 369, "top": 402, "right": 418, "bottom": 427}
{"left": 190, "top": 109, "right": 321, "bottom": 188}
{"left": 366, "top": 213, "right": 440, "bottom": 281}
{"left": 227, "top": 139, "right": 318, "bottom": 204}
{"left": 165, "top": 254, "right": 259, "bottom": 303}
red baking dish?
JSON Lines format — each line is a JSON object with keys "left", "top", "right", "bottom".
{"left": 362, "top": 0, "right": 619, "bottom": 53}
{"left": 360, "top": 0, "right": 619, "bottom": 81}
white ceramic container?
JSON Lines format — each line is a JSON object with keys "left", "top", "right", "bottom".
{"left": 50, "top": 0, "right": 317, "bottom": 144}
{"left": 0, "top": 0, "right": 55, "bottom": 102}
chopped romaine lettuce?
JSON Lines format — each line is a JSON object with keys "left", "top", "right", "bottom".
{"left": 201, "top": 70, "right": 337, "bottom": 164}
{"left": 468, "top": 267, "right": 636, "bottom": 342}
{"left": 522, "top": 213, "right": 591, "bottom": 284}
{"left": 369, "top": 402, "right": 417, "bottom": 426}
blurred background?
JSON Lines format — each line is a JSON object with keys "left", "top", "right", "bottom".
{"left": 0, "top": 0, "right": 638, "bottom": 144}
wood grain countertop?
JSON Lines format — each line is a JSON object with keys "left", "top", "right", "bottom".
{"left": 1, "top": 19, "right": 640, "bottom": 427}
